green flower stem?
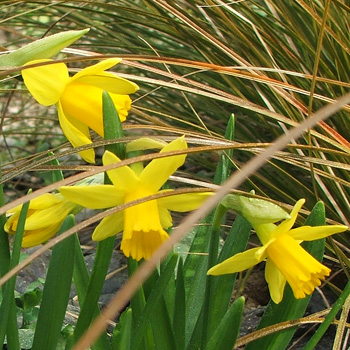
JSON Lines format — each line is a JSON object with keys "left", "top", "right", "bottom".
{"left": 31, "top": 215, "right": 76, "bottom": 350}
{"left": 73, "top": 237, "right": 115, "bottom": 346}
{"left": 201, "top": 204, "right": 227, "bottom": 349}
{"left": 128, "top": 258, "right": 155, "bottom": 350}
{"left": 71, "top": 234, "right": 111, "bottom": 350}
{"left": 0, "top": 192, "right": 30, "bottom": 348}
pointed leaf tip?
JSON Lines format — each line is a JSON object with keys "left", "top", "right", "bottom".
{"left": 0, "top": 28, "right": 90, "bottom": 67}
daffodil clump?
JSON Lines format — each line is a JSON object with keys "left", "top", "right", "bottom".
{"left": 4, "top": 193, "right": 78, "bottom": 247}
{"left": 208, "top": 199, "right": 348, "bottom": 304}
{"left": 22, "top": 58, "right": 139, "bottom": 163}
{"left": 60, "top": 136, "right": 211, "bottom": 261}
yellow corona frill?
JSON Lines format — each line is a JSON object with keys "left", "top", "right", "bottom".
{"left": 22, "top": 58, "right": 139, "bottom": 163}
{"left": 208, "top": 199, "right": 347, "bottom": 304}
{"left": 5, "top": 193, "right": 77, "bottom": 247}
{"left": 60, "top": 136, "right": 212, "bottom": 261}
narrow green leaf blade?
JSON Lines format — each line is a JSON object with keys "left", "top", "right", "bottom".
{"left": 131, "top": 255, "right": 178, "bottom": 350}
{"left": 73, "top": 237, "right": 115, "bottom": 344}
{"left": 173, "top": 259, "right": 186, "bottom": 350}
{"left": 31, "top": 215, "right": 76, "bottom": 350}
{"left": 0, "top": 194, "right": 30, "bottom": 348}
{"left": 72, "top": 234, "right": 111, "bottom": 350}
{"left": 207, "top": 214, "right": 251, "bottom": 337}
{"left": 184, "top": 116, "right": 236, "bottom": 347}
{"left": 205, "top": 296, "right": 245, "bottom": 350}
{"left": 103, "top": 90, "right": 125, "bottom": 159}
{"left": 112, "top": 308, "right": 132, "bottom": 350}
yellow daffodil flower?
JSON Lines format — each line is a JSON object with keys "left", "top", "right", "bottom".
{"left": 21, "top": 58, "right": 139, "bottom": 163}
{"left": 5, "top": 193, "right": 77, "bottom": 247}
{"left": 60, "top": 136, "right": 212, "bottom": 261}
{"left": 208, "top": 199, "right": 348, "bottom": 304}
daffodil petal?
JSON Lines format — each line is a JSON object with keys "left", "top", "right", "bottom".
{"left": 22, "top": 222, "right": 62, "bottom": 247}
{"left": 126, "top": 137, "right": 167, "bottom": 153}
{"left": 76, "top": 72, "right": 139, "bottom": 94}
{"left": 289, "top": 225, "right": 348, "bottom": 241}
{"left": 61, "top": 82, "right": 105, "bottom": 135}
{"left": 57, "top": 102, "right": 95, "bottom": 163}
{"left": 140, "top": 136, "right": 187, "bottom": 192}
{"left": 207, "top": 247, "right": 264, "bottom": 275}
{"left": 92, "top": 212, "right": 124, "bottom": 241}
{"left": 4, "top": 214, "right": 19, "bottom": 233}
{"left": 159, "top": 207, "right": 172, "bottom": 228}
{"left": 102, "top": 151, "right": 139, "bottom": 191}
{"left": 71, "top": 58, "right": 122, "bottom": 81}
{"left": 60, "top": 185, "right": 124, "bottom": 209}
{"left": 265, "top": 258, "right": 286, "bottom": 304}
{"left": 273, "top": 199, "right": 305, "bottom": 237}
{"left": 24, "top": 201, "right": 74, "bottom": 230}
{"left": 158, "top": 191, "right": 213, "bottom": 212}
{"left": 7, "top": 193, "right": 62, "bottom": 214}
{"left": 22, "top": 59, "right": 69, "bottom": 105}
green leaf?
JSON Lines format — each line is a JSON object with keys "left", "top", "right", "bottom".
{"left": 131, "top": 255, "right": 178, "bottom": 350}
{"left": 0, "top": 193, "right": 30, "bottom": 348}
{"left": 73, "top": 237, "right": 115, "bottom": 345}
{"left": 205, "top": 296, "right": 245, "bottom": 350}
{"left": 128, "top": 258, "right": 154, "bottom": 350}
{"left": 48, "top": 151, "right": 64, "bottom": 184}
{"left": 206, "top": 214, "right": 251, "bottom": 340}
{"left": 72, "top": 234, "right": 111, "bottom": 350}
{"left": 103, "top": 90, "right": 125, "bottom": 159}
{"left": 0, "top": 170, "right": 18, "bottom": 349}
{"left": 184, "top": 116, "right": 236, "bottom": 348}
{"left": 173, "top": 259, "right": 186, "bottom": 350}
{"left": 245, "top": 201, "right": 328, "bottom": 350}
{"left": 183, "top": 216, "right": 212, "bottom": 348}
{"left": 31, "top": 215, "right": 76, "bottom": 350}
{"left": 0, "top": 29, "right": 89, "bottom": 67}
{"left": 213, "top": 114, "right": 234, "bottom": 184}
{"left": 112, "top": 308, "right": 132, "bottom": 350}
{"left": 150, "top": 298, "right": 176, "bottom": 350}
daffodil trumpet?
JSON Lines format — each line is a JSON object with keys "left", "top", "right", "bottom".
{"left": 208, "top": 198, "right": 347, "bottom": 304}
